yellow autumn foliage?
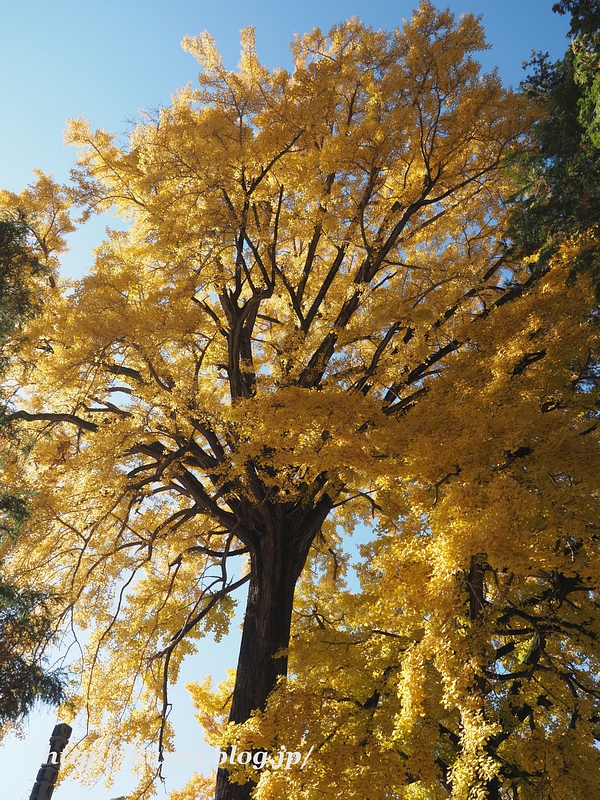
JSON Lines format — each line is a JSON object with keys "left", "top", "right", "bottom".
{"left": 2, "top": 4, "right": 599, "bottom": 800}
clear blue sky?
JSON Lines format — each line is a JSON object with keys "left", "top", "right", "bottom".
{"left": 0, "top": 1, "right": 570, "bottom": 798}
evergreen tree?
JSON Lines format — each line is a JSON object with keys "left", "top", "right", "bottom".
{"left": 508, "top": 0, "right": 600, "bottom": 292}
{"left": 0, "top": 217, "right": 66, "bottom": 729}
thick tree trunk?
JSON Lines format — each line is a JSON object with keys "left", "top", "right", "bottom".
{"left": 468, "top": 554, "right": 501, "bottom": 800}
{"left": 215, "top": 508, "right": 327, "bottom": 800}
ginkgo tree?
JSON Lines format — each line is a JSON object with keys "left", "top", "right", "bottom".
{"left": 3, "top": 3, "right": 600, "bottom": 799}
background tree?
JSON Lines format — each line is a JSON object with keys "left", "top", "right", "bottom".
{"left": 3, "top": 4, "right": 599, "bottom": 800}
{"left": 0, "top": 180, "right": 74, "bottom": 732}
{"left": 0, "top": 581, "right": 65, "bottom": 727}
{"left": 507, "top": 0, "right": 600, "bottom": 291}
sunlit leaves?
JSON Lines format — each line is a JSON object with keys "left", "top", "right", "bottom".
{"left": 4, "top": 3, "right": 599, "bottom": 800}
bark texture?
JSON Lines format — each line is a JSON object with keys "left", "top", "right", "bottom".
{"left": 216, "top": 498, "right": 332, "bottom": 800}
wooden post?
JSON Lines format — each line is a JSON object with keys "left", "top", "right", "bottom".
{"left": 28, "top": 723, "right": 72, "bottom": 800}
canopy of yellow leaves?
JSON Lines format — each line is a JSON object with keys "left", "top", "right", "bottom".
{"left": 2, "top": 3, "right": 599, "bottom": 799}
